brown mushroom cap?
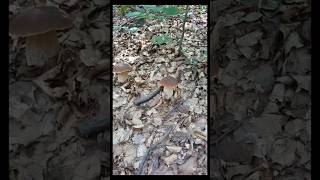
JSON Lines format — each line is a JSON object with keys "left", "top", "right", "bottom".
{"left": 113, "top": 63, "right": 132, "bottom": 73}
{"left": 159, "top": 76, "right": 178, "bottom": 88}
{"left": 9, "top": 6, "right": 72, "bottom": 37}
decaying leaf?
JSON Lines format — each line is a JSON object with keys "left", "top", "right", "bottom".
{"left": 113, "top": 127, "right": 132, "bottom": 144}
{"left": 163, "top": 154, "right": 177, "bottom": 167}
{"left": 178, "top": 156, "right": 197, "bottom": 175}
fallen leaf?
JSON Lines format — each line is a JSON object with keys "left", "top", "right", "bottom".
{"left": 113, "top": 127, "right": 132, "bottom": 144}
{"left": 236, "top": 31, "right": 263, "bottom": 47}
{"left": 285, "top": 31, "right": 304, "bottom": 54}
{"left": 163, "top": 154, "right": 177, "bottom": 167}
{"left": 178, "top": 156, "right": 197, "bottom": 175}
{"left": 166, "top": 145, "right": 182, "bottom": 153}
{"left": 80, "top": 46, "right": 101, "bottom": 66}
{"left": 242, "top": 12, "right": 262, "bottom": 22}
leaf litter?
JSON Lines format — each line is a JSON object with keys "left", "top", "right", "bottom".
{"left": 112, "top": 5, "right": 207, "bottom": 175}
{"left": 210, "top": 0, "right": 310, "bottom": 179}
{"left": 9, "top": 0, "right": 111, "bottom": 179}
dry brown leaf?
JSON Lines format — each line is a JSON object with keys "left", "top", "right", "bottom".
{"left": 163, "top": 154, "right": 177, "bottom": 167}
{"left": 178, "top": 156, "right": 197, "bottom": 175}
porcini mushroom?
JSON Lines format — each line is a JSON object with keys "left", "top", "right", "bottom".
{"left": 159, "top": 76, "right": 178, "bottom": 99}
{"left": 9, "top": 6, "right": 72, "bottom": 66}
{"left": 113, "top": 63, "right": 131, "bottom": 82}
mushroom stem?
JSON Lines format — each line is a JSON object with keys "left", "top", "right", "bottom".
{"left": 26, "top": 30, "right": 59, "bottom": 66}
{"left": 163, "top": 87, "right": 174, "bottom": 99}
{"left": 117, "top": 71, "right": 129, "bottom": 82}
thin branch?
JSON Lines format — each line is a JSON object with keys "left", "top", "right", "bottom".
{"left": 178, "top": 5, "right": 190, "bottom": 56}
{"left": 134, "top": 86, "right": 163, "bottom": 106}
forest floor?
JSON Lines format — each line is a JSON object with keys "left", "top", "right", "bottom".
{"left": 112, "top": 5, "right": 208, "bottom": 175}
{"left": 9, "top": 0, "right": 110, "bottom": 179}
{"left": 209, "top": 0, "right": 310, "bottom": 179}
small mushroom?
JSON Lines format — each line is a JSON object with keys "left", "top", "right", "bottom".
{"left": 159, "top": 76, "right": 178, "bottom": 99}
{"left": 113, "top": 63, "right": 132, "bottom": 82}
{"left": 9, "top": 6, "right": 72, "bottom": 66}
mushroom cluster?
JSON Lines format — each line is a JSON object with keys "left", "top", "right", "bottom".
{"left": 113, "top": 63, "right": 179, "bottom": 99}
{"left": 9, "top": 6, "right": 72, "bottom": 66}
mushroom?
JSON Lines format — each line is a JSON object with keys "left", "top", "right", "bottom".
{"left": 9, "top": 6, "right": 72, "bottom": 67}
{"left": 113, "top": 63, "right": 132, "bottom": 82}
{"left": 159, "top": 76, "right": 178, "bottom": 99}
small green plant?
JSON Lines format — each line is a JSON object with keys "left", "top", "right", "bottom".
{"left": 119, "top": 5, "right": 130, "bottom": 16}
{"left": 116, "top": 5, "right": 198, "bottom": 55}
{"left": 152, "top": 34, "right": 172, "bottom": 45}
{"left": 125, "top": 5, "right": 180, "bottom": 21}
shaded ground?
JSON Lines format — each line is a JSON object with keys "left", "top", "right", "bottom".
{"left": 112, "top": 5, "right": 208, "bottom": 175}
{"left": 9, "top": 0, "right": 110, "bottom": 179}
{"left": 209, "top": 0, "right": 311, "bottom": 179}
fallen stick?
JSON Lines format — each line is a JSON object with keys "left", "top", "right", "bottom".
{"left": 77, "top": 118, "right": 108, "bottom": 138}
{"left": 137, "top": 125, "right": 174, "bottom": 175}
{"left": 134, "top": 86, "right": 163, "bottom": 106}
{"left": 137, "top": 100, "right": 187, "bottom": 175}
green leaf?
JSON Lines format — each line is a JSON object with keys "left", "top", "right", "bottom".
{"left": 113, "top": 26, "right": 128, "bottom": 31}
{"left": 152, "top": 34, "right": 172, "bottom": 45}
{"left": 154, "top": 15, "right": 166, "bottom": 21}
{"left": 128, "top": 27, "right": 139, "bottom": 33}
{"left": 145, "top": 5, "right": 163, "bottom": 13}
{"left": 119, "top": 5, "right": 130, "bottom": 16}
{"left": 163, "top": 6, "right": 179, "bottom": 16}
{"left": 133, "top": 17, "right": 146, "bottom": 27}
{"left": 135, "top": 5, "right": 146, "bottom": 12}
{"left": 126, "top": 11, "right": 142, "bottom": 17}
{"left": 143, "top": 5, "right": 157, "bottom": 9}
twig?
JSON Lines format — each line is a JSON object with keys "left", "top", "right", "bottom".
{"left": 137, "top": 100, "right": 186, "bottom": 175}
{"left": 134, "top": 86, "right": 163, "bottom": 106}
{"left": 178, "top": 5, "right": 190, "bottom": 56}
{"left": 212, "top": 116, "right": 250, "bottom": 145}
{"left": 77, "top": 118, "right": 108, "bottom": 138}
{"left": 137, "top": 125, "right": 174, "bottom": 175}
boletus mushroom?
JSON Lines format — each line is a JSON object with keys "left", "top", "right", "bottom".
{"left": 9, "top": 6, "right": 72, "bottom": 66}
{"left": 113, "top": 63, "right": 132, "bottom": 82}
{"left": 159, "top": 76, "right": 178, "bottom": 99}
